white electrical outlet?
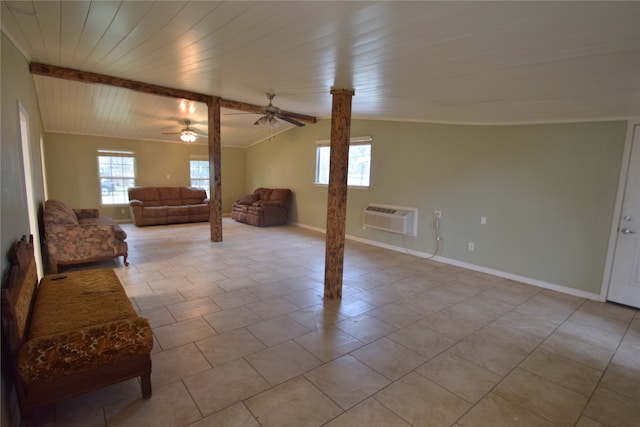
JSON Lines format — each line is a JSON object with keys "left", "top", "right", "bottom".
{"left": 434, "top": 210, "right": 442, "bottom": 218}
{"left": 468, "top": 242, "right": 475, "bottom": 251}
{"left": 481, "top": 216, "right": 487, "bottom": 225}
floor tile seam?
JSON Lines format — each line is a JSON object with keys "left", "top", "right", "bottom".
{"left": 575, "top": 299, "right": 640, "bottom": 325}
{"left": 179, "top": 377, "right": 231, "bottom": 424}
{"left": 347, "top": 338, "right": 427, "bottom": 383}
{"left": 374, "top": 370, "right": 471, "bottom": 427}
{"left": 484, "top": 319, "right": 606, "bottom": 424}
{"left": 200, "top": 313, "right": 255, "bottom": 336}
{"left": 178, "top": 348, "right": 270, "bottom": 408}
{"left": 471, "top": 389, "right": 568, "bottom": 427}
{"left": 300, "top": 370, "right": 379, "bottom": 419}
{"left": 548, "top": 325, "right": 626, "bottom": 359}
{"left": 489, "top": 294, "right": 578, "bottom": 341}
{"left": 237, "top": 401, "right": 262, "bottom": 427}
{"left": 450, "top": 352, "right": 573, "bottom": 427}
{"left": 592, "top": 379, "right": 640, "bottom": 406}
{"left": 579, "top": 322, "right": 640, "bottom": 406}
{"left": 567, "top": 311, "right": 634, "bottom": 338}
{"left": 409, "top": 356, "right": 496, "bottom": 406}
{"left": 384, "top": 327, "right": 458, "bottom": 368}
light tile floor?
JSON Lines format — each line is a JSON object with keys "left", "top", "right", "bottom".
{"left": 36, "top": 219, "right": 639, "bottom": 426}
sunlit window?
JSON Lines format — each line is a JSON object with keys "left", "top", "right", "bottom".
{"left": 315, "top": 137, "right": 371, "bottom": 187}
{"left": 190, "top": 159, "right": 209, "bottom": 196}
{"left": 97, "top": 150, "right": 136, "bottom": 205}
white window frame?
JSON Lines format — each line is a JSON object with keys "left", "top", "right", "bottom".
{"left": 190, "top": 155, "right": 210, "bottom": 197}
{"left": 315, "top": 136, "right": 372, "bottom": 188}
{"left": 97, "top": 150, "right": 136, "bottom": 206}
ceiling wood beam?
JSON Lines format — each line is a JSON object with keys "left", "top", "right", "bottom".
{"left": 30, "top": 62, "right": 211, "bottom": 104}
{"left": 30, "top": 63, "right": 317, "bottom": 124}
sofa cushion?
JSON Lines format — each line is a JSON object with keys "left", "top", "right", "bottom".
{"left": 180, "top": 187, "right": 207, "bottom": 204}
{"left": 142, "top": 206, "right": 167, "bottom": 218}
{"left": 18, "top": 268, "right": 152, "bottom": 384}
{"left": 268, "top": 189, "right": 292, "bottom": 206}
{"left": 29, "top": 269, "right": 139, "bottom": 339}
{"left": 44, "top": 200, "right": 79, "bottom": 225}
{"left": 128, "top": 187, "right": 162, "bottom": 207}
{"left": 237, "top": 194, "right": 258, "bottom": 205}
{"left": 254, "top": 188, "right": 272, "bottom": 201}
{"left": 158, "top": 187, "right": 182, "bottom": 206}
{"left": 77, "top": 217, "right": 127, "bottom": 241}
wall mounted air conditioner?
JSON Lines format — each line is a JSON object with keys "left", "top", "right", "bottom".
{"left": 362, "top": 203, "right": 418, "bottom": 236}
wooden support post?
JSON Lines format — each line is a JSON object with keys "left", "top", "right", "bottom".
{"left": 324, "top": 88, "right": 355, "bottom": 299}
{"left": 208, "top": 96, "right": 222, "bottom": 242}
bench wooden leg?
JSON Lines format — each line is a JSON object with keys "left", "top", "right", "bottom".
{"left": 141, "top": 373, "right": 152, "bottom": 399}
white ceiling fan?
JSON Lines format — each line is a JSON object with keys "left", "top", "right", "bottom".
{"left": 253, "top": 94, "right": 306, "bottom": 128}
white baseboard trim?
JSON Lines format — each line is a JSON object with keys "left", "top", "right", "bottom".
{"left": 293, "top": 222, "right": 602, "bottom": 301}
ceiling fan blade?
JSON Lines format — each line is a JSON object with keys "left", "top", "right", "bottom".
{"left": 161, "top": 131, "right": 182, "bottom": 135}
{"left": 278, "top": 115, "right": 305, "bottom": 127}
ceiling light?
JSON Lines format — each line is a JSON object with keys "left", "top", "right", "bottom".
{"left": 180, "top": 130, "right": 197, "bottom": 143}
{"left": 254, "top": 115, "right": 280, "bottom": 128}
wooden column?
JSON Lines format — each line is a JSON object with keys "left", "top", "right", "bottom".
{"left": 208, "top": 96, "right": 222, "bottom": 242}
{"left": 324, "top": 88, "right": 355, "bottom": 299}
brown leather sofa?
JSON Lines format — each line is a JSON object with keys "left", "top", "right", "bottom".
{"left": 231, "top": 188, "right": 292, "bottom": 226}
{"left": 128, "top": 186, "right": 209, "bottom": 226}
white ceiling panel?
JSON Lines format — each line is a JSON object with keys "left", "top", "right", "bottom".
{"left": 2, "top": 1, "right": 639, "bottom": 147}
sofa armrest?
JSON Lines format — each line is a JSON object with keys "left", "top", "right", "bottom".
{"left": 45, "top": 223, "right": 127, "bottom": 265}
{"left": 72, "top": 208, "right": 99, "bottom": 220}
{"left": 17, "top": 317, "right": 152, "bottom": 384}
{"left": 46, "top": 223, "right": 126, "bottom": 242}
{"left": 129, "top": 199, "right": 144, "bottom": 207}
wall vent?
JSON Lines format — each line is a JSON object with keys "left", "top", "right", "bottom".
{"left": 363, "top": 204, "right": 418, "bottom": 236}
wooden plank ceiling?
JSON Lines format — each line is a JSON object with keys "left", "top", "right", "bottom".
{"left": 2, "top": 1, "right": 639, "bottom": 147}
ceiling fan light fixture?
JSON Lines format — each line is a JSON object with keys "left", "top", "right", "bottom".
{"left": 180, "top": 130, "right": 197, "bottom": 143}
{"left": 254, "top": 115, "right": 280, "bottom": 128}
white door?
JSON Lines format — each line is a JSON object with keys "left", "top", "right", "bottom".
{"left": 608, "top": 124, "right": 640, "bottom": 308}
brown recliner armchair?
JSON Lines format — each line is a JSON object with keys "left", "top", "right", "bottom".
{"left": 231, "top": 188, "right": 292, "bottom": 226}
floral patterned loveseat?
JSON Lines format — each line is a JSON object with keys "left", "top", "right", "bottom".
{"left": 43, "top": 199, "right": 128, "bottom": 273}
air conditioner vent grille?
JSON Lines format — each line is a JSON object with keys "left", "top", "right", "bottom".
{"left": 365, "top": 206, "right": 398, "bottom": 214}
{"left": 362, "top": 204, "right": 418, "bottom": 236}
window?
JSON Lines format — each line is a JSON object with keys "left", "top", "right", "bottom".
{"left": 98, "top": 150, "right": 136, "bottom": 205}
{"left": 190, "top": 158, "right": 209, "bottom": 196}
{"left": 315, "top": 136, "right": 372, "bottom": 187}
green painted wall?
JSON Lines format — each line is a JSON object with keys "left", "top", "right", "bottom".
{"left": 245, "top": 119, "right": 627, "bottom": 294}
{"left": 1, "top": 31, "right": 46, "bottom": 427}
{"left": 1, "top": 33, "right": 46, "bottom": 273}
{"left": 43, "top": 133, "right": 246, "bottom": 219}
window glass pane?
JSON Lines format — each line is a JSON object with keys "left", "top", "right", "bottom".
{"left": 190, "top": 160, "right": 209, "bottom": 196}
{"left": 347, "top": 144, "right": 371, "bottom": 186}
{"left": 316, "top": 146, "right": 331, "bottom": 185}
{"left": 98, "top": 154, "right": 136, "bottom": 205}
{"left": 315, "top": 144, "right": 371, "bottom": 187}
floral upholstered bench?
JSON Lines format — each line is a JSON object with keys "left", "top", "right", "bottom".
{"left": 1, "top": 236, "right": 153, "bottom": 426}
